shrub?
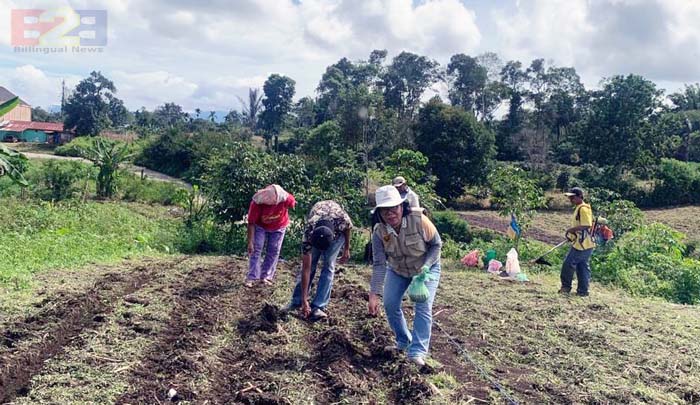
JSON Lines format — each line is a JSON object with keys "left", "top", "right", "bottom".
{"left": 39, "top": 160, "right": 91, "bottom": 201}
{"left": 304, "top": 165, "right": 368, "bottom": 227}
{"left": 646, "top": 159, "right": 700, "bottom": 207}
{"left": 135, "top": 129, "right": 194, "bottom": 178}
{"left": 54, "top": 136, "right": 97, "bottom": 157}
{"left": 202, "top": 142, "right": 310, "bottom": 226}
{"left": 595, "top": 199, "right": 645, "bottom": 237}
{"left": 594, "top": 223, "right": 700, "bottom": 304}
{"left": 487, "top": 165, "right": 546, "bottom": 236}
{"left": 432, "top": 211, "right": 471, "bottom": 243}
{"left": 118, "top": 172, "right": 184, "bottom": 205}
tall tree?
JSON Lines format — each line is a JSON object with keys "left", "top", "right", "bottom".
{"left": 577, "top": 74, "right": 663, "bottom": 168}
{"left": 669, "top": 83, "right": 700, "bottom": 112}
{"left": 381, "top": 51, "right": 439, "bottom": 121}
{"left": 107, "top": 95, "right": 130, "bottom": 127}
{"left": 446, "top": 53, "right": 487, "bottom": 115}
{"left": 497, "top": 61, "right": 527, "bottom": 160}
{"left": 154, "top": 102, "right": 188, "bottom": 128}
{"left": 316, "top": 51, "right": 385, "bottom": 148}
{"left": 293, "top": 96, "right": 317, "bottom": 128}
{"left": 415, "top": 97, "right": 495, "bottom": 198}
{"left": 63, "top": 71, "right": 123, "bottom": 136}
{"left": 259, "top": 74, "right": 296, "bottom": 151}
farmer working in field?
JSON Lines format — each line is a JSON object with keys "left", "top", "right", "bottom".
{"left": 287, "top": 200, "right": 353, "bottom": 320}
{"left": 368, "top": 185, "right": 442, "bottom": 367}
{"left": 560, "top": 187, "right": 595, "bottom": 297}
{"left": 245, "top": 184, "right": 296, "bottom": 288}
{"left": 392, "top": 176, "right": 420, "bottom": 208}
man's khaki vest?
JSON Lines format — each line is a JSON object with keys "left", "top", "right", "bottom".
{"left": 375, "top": 209, "right": 427, "bottom": 278}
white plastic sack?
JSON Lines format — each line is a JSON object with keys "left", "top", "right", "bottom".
{"left": 505, "top": 248, "right": 521, "bottom": 277}
{"left": 252, "top": 184, "right": 289, "bottom": 205}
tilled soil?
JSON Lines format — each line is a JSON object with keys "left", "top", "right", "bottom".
{"left": 1, "top": 257, "right": 496, "bottom": 404}
{"left": 459, "top": 212, "right": 562, "bottom": 244}
{"left": 0, "top": 257, "right": 190, "bottom": 403}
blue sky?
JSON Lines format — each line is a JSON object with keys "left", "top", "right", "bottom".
{"left": 0, "top": 0, "right": 698, "bottom": 111}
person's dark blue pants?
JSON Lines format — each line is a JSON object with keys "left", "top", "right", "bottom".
{"left": 560, "top": 247, "right": 594, "bottom": 295}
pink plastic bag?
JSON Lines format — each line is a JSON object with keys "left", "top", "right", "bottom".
{"left": 461, "top": 250, "right": 480, "bottom": 267}
{"left": 487, "top": 259, "right": 503, "bottom": 274}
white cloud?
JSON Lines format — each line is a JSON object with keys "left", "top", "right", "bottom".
{"left": 0, "top": 65, "right": 80, "bottom": 109}
{"left": 6, "top": 0, "right": 697, "bottom": 113}
{"left": 491, "top": 0, "right": 700, "bottom": 90}
{"left": 110, "top": 70, "right": 198, "bottom": 110}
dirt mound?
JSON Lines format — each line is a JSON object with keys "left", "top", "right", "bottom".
{"left": 116, "top": 260, "right": 241, "bottom": 403}
{"left": 237, "top": 302, "right": 285, "bottom": 336}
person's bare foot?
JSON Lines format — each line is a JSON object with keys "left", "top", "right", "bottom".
{"left": 262, "top": 279, "right": 274, "bottom": 286}
{"left": 244, "top": 280, "right": 255, "bottom": 288}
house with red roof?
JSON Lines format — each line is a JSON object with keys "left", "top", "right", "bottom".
{"left": 0, "top": 86, "right": 73, "bottom": 143}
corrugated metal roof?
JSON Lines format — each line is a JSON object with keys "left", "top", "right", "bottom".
{"left": 0, "top": 120, "right": 64, "bottom": 132}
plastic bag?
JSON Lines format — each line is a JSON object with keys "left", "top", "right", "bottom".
{"left": 505, "top": 248, "right": 521, "bottom": 277}
{"left": 487, "top": 259, "right": 503, "bottom": 274}
{"left": 252, "top": 184, "right": 289, "bottom": 205}
{"left": 484, "top": 250, "right": 497, "bottom": 264}
{"left": 461, "top": 250, "right": 480, "bottom": 267}
{"left": 408, "top": 266, "right": 434, "bottom": 303}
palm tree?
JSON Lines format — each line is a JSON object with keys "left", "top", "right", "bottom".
{"left": 236, "top": 88, "right": 263, "bottom": 130}
{"left": 208, "top": 111, "right": 217, "bottom": 123}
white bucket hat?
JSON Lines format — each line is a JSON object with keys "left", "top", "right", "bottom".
{"left": 374, "top": 185, "right": 406, "bottom": 209}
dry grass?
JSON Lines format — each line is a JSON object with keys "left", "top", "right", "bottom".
{"left": 642, "top": 206, "right": 700, "bottom": 241}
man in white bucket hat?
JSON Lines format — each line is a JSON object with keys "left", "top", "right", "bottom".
{"left": 367, "top": 185, "right": 443, "bottom": 367}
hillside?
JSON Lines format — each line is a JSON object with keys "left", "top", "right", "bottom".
{"left": 1, "top": 256, "right": 698, "bottom": 404}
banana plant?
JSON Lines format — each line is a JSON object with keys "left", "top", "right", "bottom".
{"left": 0, "top": 97, "right": 28, "bottom": 186}
{"left": 80, "top": 137, "right": 133, "bottom": 198}
{"left": 0, "top": 143, "right": 28, "bottom": 186}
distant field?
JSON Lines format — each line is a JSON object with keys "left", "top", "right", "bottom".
{"left": 459, "top": 205, "right": 700, "bottom": 242}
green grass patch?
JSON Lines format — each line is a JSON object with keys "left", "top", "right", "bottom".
{"left": 0, "top": 198, "right": 180, "bottom": 287}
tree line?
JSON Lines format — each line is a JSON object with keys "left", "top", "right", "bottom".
{"left": 56, "top": 50, "right": 700, "bottom": 205}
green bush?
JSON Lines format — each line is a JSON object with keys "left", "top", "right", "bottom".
{"left": 39, "top": 160, "right": 91, "bottom": 201}
{"left": 594, "top": 223, "right": 700, "bottom": 304}
{"left": 55, "top": 136, "right": 142, "bottom": 158}
{"left": 118, "top": 171, "right": 184, "bottom": 205}
{"left": 54, "top": 136, "right": 96, "bottom": 157}
{"left": 433, "top": 211, "right": 471, "bottom": 243}
{"left": 646, "top": 159, "right": 700, "bottom": 206}
{"left": 595, "top": 199, "right": 645, "bottom": 237}
{"left": 202, "top": 142, "right": 310, "bottom": 226}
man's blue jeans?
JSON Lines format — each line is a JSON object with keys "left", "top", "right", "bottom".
{"left": 383, "top": 262, "right": 441, "bottom": 359}
{"left": 290, "top": 235, "right": 345, "bottom": 310}
{"left": 560, "top": 247, "right": 593, "bottom": 294}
